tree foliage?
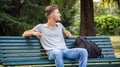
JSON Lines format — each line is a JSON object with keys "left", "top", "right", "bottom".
{"left": 0, "top": 0, "right": 77, "bottom": 35}
{"left": 101, "top": 0, "right": 120, "bottom": 9}
{"left": 97, "top": 0, "right": 120, "bottom": 16}
{"left": 95, "top": 15, "right": 120, "bottom": 35}
{"left": 0, "top": 13, "right": 32, "bottom": 35}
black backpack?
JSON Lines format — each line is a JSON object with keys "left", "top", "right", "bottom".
{"left": 74, "top": 36, "right": 103, "bottom": 58}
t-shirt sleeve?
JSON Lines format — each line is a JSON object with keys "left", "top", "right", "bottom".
{"left": 59, "top": 23, "right": 65, "bottom": 30}
{"left": 33, "top": 24, "right": 41, "bottom": 32}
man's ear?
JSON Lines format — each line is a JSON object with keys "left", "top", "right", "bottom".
{"left": 48, "top": 14, "right": 54, "bottom": 19}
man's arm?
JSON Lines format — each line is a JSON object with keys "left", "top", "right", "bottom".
{"left": 22, "top": 29, "right": 41, "bottom": 38}
{"left": 63, "top": 29, "right": 72, "bottom": 38}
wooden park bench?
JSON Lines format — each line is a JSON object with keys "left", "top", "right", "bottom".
{"left": 0, "top": 36, "right": 120, "bottom": 67}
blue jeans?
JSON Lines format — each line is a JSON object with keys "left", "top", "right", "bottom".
{"left": 48, "top": 48, "right": 88, "bottom": 67}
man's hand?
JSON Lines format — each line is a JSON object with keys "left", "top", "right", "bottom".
{"left": 63, "top": 30, "right": 72, "bottom": 38}
{"left": 32, "top": 32, "right": 42, "bottom": 38}
{"left": 22, "top": 30, "right": 42, "bottom": 38}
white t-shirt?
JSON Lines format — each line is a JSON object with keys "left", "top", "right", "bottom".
{"left": 33, "top": 22, "right": 68, "bottom": 51}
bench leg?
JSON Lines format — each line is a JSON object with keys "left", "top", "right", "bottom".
{"left": 3, "top": 66, "right": 8, "bottom": 67}
{"left": 71, "top": 65, "right": 77, "bottom": 67}
{"left": 4, "top": 66, "right": 15, "bottom": 67}
{"left": 71, "top": 63, "right": 77, "bottom": 67}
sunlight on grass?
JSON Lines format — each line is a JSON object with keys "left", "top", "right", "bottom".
{"left": 110, "top": 36, "right": 120, "bottom": 58}
{"left": 110, "top": 36, "right": 120, "bottom": 42}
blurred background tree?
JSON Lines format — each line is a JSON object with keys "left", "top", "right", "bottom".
{"left": 72, "top": 0, "right": 120, "bottom": 35}
{"left": 0, "top": 0, "right": 78, "bottom": 35}
{"left": 80, "top": 0, "right": 95, "bottom": 36}
{"left": 0, "top": 0, "right": 120, "bottom": 36}
{"left": 94, "top": 0, "right": 120, "bottom": 35}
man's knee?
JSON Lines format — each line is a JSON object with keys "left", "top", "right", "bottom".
{"left": 48, "top": 49, "right": 63, "bottom": 60}
{"left": 77, "top": 48, "right": 88, "bottom": 56}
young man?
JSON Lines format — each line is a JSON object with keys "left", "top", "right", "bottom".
{"left": 22, "top": 5, "right": 88, "bottom": 67}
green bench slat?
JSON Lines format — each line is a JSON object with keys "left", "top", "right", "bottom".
{"left": 86, "top": 36, "right": 109, "bottom": 39}
{"left": 0, "top": 47, "right": 41, "bottom": 49}
{"left": 2, "top": 52, "right": 114, "bottom": 58}
{"left": 0, "top": 43, "right": 112, "bottom": 48}
{"left": 66, "top": 43, "right": 113, "bottom": 48}
{"left": 4, "top": 59, "right": 76, "bottom": 66}
{"left": 88, "top": 58, "right": 120, "bottom": 62}
{"left": 3, "top": 57, "right": 120, "bottom": 65}
{"left": 98, "top": 44, "right": 113, "bottom": 49}
{"left": 0, "top": 46, "right": 40, "bottom": 48}
{"left": 0, "top": 36, "right": 109, "bottom": 39}
{"left": 3, "top": 53, "right": 47, "bottom": 57}
{"left": 0, "top": 43, "right": 40, "bottom": 46}
{"left": 65, "top": 40, "right": 75, "bottom": 43}
{"left": 1, "top": 49, "right": 45, "bottom": 53}
{"left": 65, "top": 42, "right": 112, "bottom": 45}
{"left": 3, "top": 58, "right": 76, "bottom": 63}
{"left": 90, "top": 39, "right": 110, "bottom": 42}
{"left": 95, "top": 42, "right": 112, "bottom": 45}
{"left": 102, "top": 48, "right": 113, "bottom": 51}
{"left": 102, "top": 52, "right": 114, "bottom": 55}
{"left": 1, "top": 39, "right": 111, "bottom": 43}
{"left": 3, "top": 58, "right": 120, "bottom": 66}
{"left": 1, "top": 40, "right": 40, "bottom": 43}
{"left": 1, "top": 45, "right": 41, "bottom": 47}
{"left": 65, "top": 39, "right": 111, "bottom": 42}
{"left": 3, "top": 60, "right": 54, "bottom": 66}
{"left": 0, "top": 36, "right": 36, "bottom": 39}
{"left": 103, "top": 55, "right": 115, "bottom": 57}
{"left": 3, "top": 57, "right": 48, "bottom": 62}
{"left": 68, "top": 36, "right": 110, "bottom": 39}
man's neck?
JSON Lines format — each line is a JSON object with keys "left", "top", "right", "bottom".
{"left": 46, "top": 19, "right": 57, "bottom": 28}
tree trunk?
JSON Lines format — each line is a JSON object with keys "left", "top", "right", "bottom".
{"left": 80, "top": 0, "right": 95, "bottom": 36}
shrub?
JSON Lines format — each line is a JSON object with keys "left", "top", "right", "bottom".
{"left": 95, "top": 15, "right": 120, "bottom": 35}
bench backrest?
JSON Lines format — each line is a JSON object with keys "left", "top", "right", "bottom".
{"left": 0, "top": 36, "right": 114, "bottom": 66}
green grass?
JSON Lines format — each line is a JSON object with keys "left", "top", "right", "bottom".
{"left": 110, "top": 36, "right": 120, "bottom": 58}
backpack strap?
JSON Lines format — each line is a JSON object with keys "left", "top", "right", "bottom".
{"left": 99, "top": 54, "right": 104, "bottom": 58}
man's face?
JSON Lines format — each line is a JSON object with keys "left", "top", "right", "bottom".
{"left": 49, "top": 9, "right": 61, "bottom": 22}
